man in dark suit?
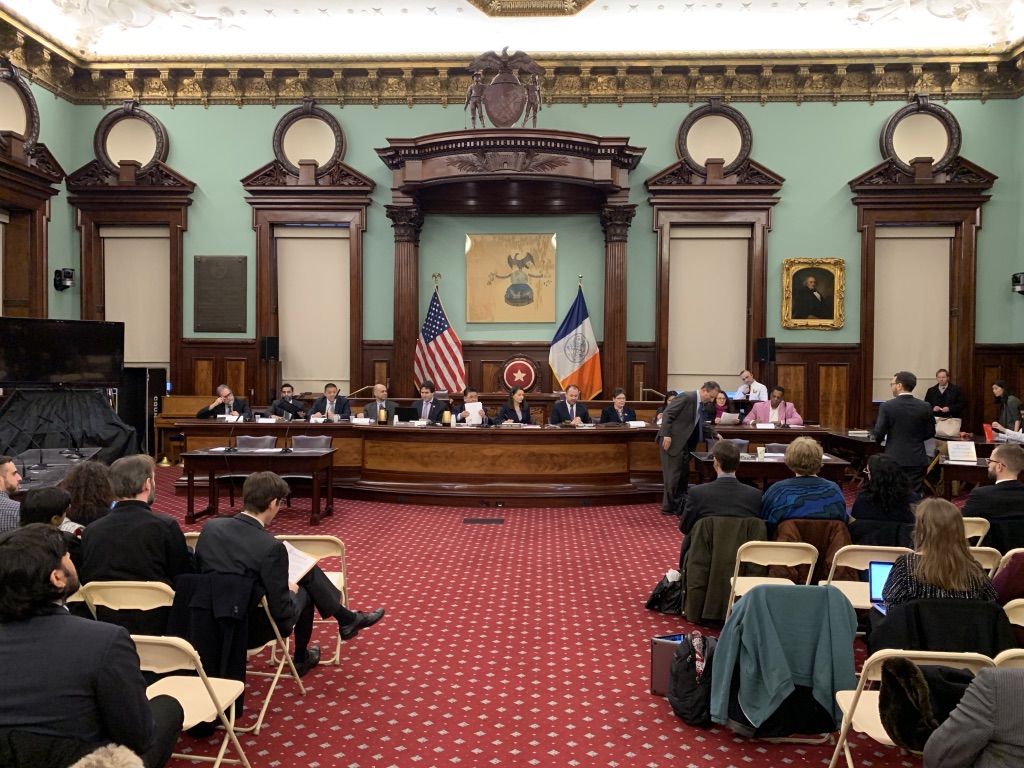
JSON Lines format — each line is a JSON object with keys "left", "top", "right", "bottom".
{"left": 678, "top": 440, "right": 762, "bottom": 567}
{"left": 656, "top": 380, "right": 721, "bottom": 516}
{"left": 80, "top": 454, "right": 193, "bottom": 634}
{"left": 196, "top": 384, "right": 250, "bottom": 419}
{"left": 308, "top": 382, "right": 351, "bottom": 421}
{"left": 549, "top": 384, "right": 592, "bottom": 425}
{"left": 872, "top": 370, "right": 936, "bottom": 494}
{"left": 962, "top": 444, "right": 1024, "bottom": 521}
{"left": 453, "top": 387, "right": 491, "bottom": 425}
{"left": 195, "top": 472, "right": 385, "bottom": 677}
{"left": 416, "top": 380, "right": 450, "bottom": 422}
{"left": 0, "top": 524, "right": 183, "bottom": 768}
{"left": 357, "top": 383, "right": 399, "bottom": 422}
{"left": 924, "top": 368, "right": 968, "bottom": 420}
{"left": 792, "top": 275, "right": 832, "bottom": 320}
{"left": 263, "top": 382, "right": 305, "bottom": 420}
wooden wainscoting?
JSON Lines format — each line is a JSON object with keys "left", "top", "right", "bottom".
{"left": 974, "top": 344, "right": 1024, "bottom": 429}
{"left": 176, "top": 338, "right": 259, "bottom": 398}
{"left": 772, "top": 344, "right": 862, "bottom": 430}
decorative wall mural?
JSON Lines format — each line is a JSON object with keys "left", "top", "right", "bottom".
{"left": 467, "top": 233, "right": 555, "bottom": 323}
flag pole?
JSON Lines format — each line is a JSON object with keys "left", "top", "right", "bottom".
{"left": 432, "top": 272, "right": 441, "bottom": 288}
{"left": 578, "top": 274, "right": 583, "bottom": 287}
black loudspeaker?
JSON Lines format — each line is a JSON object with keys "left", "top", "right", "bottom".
{"left": 755, "top": 337, "right": 776, "bottom": 363}
{"left": 261, "top": 336, "right": 280, "bottom": 360}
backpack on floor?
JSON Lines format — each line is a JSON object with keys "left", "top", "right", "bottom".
{"left": 667, "top": 631, "right": 717, "bottom": 728}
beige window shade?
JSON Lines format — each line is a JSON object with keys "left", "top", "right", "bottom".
{"left": 872, "top": 227, "right": 953, "bottom": 400}
{"left": 274, "top": 227, "right": 350, "bottom": 395}
{"left": 667, "top": 227, "right": 751, "bottom": 392}
{"left": 101, "top": 226, "right": 171, "bottom": 369}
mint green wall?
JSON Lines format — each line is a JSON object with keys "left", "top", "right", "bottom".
{"left": 30, "top": 85, "right": 1024, "bottom": 345}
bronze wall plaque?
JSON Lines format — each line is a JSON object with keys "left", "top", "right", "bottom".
{"left": 193, "top": 255, "right": 246, "bottom": 333}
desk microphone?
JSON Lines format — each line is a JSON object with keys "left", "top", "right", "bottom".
{"left": 224, "top": 417, "right": 240, "bottom": 452}
{"left": 36, "top": 412, "right": 84, "bottom": 459}
{"left": 1, "top": 418, "right": 49, "bottom": 470}
{"left": 281, "top": 420, "right": 293, "bottom": 453}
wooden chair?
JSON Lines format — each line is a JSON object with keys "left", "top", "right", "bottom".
{"left": 962, "top": 517, "right": 990, "bottom": 546}
{"left": 969, "top": 546, "right": 1002, "bottom": 577}
{"left": 132, "top": 635, "right": 251, "bottom": 768}
{"left": 726, "top": 541, "right": 817, "bottom": 619}
{"left": 818, "top": 545, "right": 911, "bottom": 610}
{"left": 79, "top": 580, "right": 175, "bottom": 619}
{"left": 275, "top": 535, "right": 348, "bottom": 664}
{"left": 828, "top": 649, "right": 995, "bottom": 768}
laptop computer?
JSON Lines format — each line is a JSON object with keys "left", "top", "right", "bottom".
{"left": 395, "top": 406, "right": 421, "bottom": 422}
{"left": 868, "top": 560, "right": 894, "bottom": 615}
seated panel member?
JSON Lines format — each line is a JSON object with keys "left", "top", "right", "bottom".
{"left": 454, "top": 387, "right": 492, "bottom": 425}
{"left": 309, "top": 382, "right": 351, "bottom": 421}
{"left": 357, "top": 383, "right": 399, "bottom": 422}
{"left": 600, "top": 388, "right": 637, "bottom": 424}
{"left": 737, "top": 369, "right": 768, "bottom": 402}
{"left": 702, "top": 391, "right": 735, "bottom": 425}
{"left": 961, "top": 444, "right": 1024, "bottom": 521}
{"left": 549, "top": 384, "right": 592, "bottom": 425}
{"left": 742, "top": 386, "right": 804, "bottom": 426}
{"left": 496, "top": 386, "right": 533, "bottom": 425}
{"left": 196, "top": 384, "right": 250, "bottom": 419}
{"left": 0, "top": 525, "right": 184, "bottom": 768}
{"left": 416, "top": 380, "right": 450, "bottom": 422}
{"left": 264, "top": 382, "right": 305, "bottom": 420}
{"left": 195, "top": 472, "right": 385, "bottom": 677}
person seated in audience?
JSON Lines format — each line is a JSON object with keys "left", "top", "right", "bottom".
{"left": 196, "top": 384, "right": 250, "bottom": 419}
{"left": 496, "top": 386, "right": 533, "bottom": 425}
{"left": 759, "top": 437, "right": 847, "bottom": 532}
{"left": 737, "top": 369, "right": 768, "bottom": 402}
{"left": 924, "top": 368, "right": 968, "bottom": 419}
{"left": 454, "top": 387, "right": 491, "bottom": 425}
{"left": 701, "top": 390, "right": 734, "bottom": 424}
{"left": 991, "top": 379, "right": 1022, "bottom": 435}
{"left": 654, "top": 391, "right": 679, "bottom": 425}
{"left": 60, "top": 461, "right": 114, "bottom": 527}
{"left": 195, "top": 472, "right": 385, "bottom": 677}
{"left": 308, "top": 382, "right": 351, "bottom": 421}
{"left": 357, "top": 383, "right": 398, "bottom": 422}
{"left": 264, "top": 382, "right": 305, "bottom": 420}
{"left": 922, "top": 667, "right": 1024, "bottom": 768}
{"left": 20, "top": 487, "right": 83, "bottom": 572}
{"left": 416, "top": 380, "right": 450, "bottom": 422}
{"left": 0, "top": 524, "right": 184, "bottom": 768}
{"left": 549, "top": 384, "right": 592, "bottom": 425}
{"left": 678, "top": 440, "right": 762, "bottom": 566}
{"left": 0, "top": 455, "right": 22, "bottom": 535}
{"left": 993, "top": 549, "right": 1024, "bottom": 605}
{"left": 600, "top": 388, "right": 636, "bottom": 424}
{"left": 742, "top": 386, "right": 804, "bottom": 426}
{"left": 850, "top": 454, "right": 920, "bottom": 524}
{"left": 881, "top": 498, "right": 997, "bottom": 611}
{"left": 961, "top": 444, "right": 1024, "bottom": 521}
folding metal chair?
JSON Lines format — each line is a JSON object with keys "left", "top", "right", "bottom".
{"left": 726, "top": 541, "right": 818, "bottom": 619}
{"left": 79, "top": 580, "right": 175, "bottom": 619}
{"left": 995, "top": 547, "right": 1024, "bottom": 576}
{"left": 275, "top": 534, "right": 348, "bottom": 664}
{"left": 818, "top": 544, "right": 911, "bottom": 610}
{"left": 961, "top": 517, "right": 990, "bottom": 546}
{"left": 132, "top": 634, "right": 251, "bottom": 768}
{"left": 969, "top": 546, "right": 1002, "bottom": 577}
{"left": 994, "top": 647, "right": 1024, "bottom": 669}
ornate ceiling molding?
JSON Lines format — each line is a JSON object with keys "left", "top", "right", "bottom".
{"left": 3, "top": 19, "right": 1024, "bottom": 106}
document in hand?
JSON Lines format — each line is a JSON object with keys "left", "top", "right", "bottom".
{"left": 282, "top": 541, "right": 320, "bottom": 583}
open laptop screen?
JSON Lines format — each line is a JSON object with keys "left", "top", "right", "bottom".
{"left": 868, "top": 561, "right": 894, "bottom": 603}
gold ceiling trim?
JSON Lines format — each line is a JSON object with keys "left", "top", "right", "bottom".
{"left": 464, "top": 0, "right": 595, "bottom": 17}
{"left": 2, "top": 19, "right": 1023, "bottom": 107}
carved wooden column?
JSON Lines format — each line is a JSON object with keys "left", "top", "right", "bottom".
{"left": 600, "top": 204, "right": 636, "bottom": 393}
{"left": 387, "top": 204, "right": 424, "bottom": 396}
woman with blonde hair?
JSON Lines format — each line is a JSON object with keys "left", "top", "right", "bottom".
{"left": 881, "top": 498, "right": 997, "bottom": 609}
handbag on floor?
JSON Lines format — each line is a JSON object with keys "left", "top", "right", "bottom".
{"left": 645, "top": 569, "right": 682, "bottom": 615}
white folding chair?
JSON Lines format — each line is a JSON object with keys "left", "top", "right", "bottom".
{"left": 969, "top": 546, "right": 1002, "bottom": 577}
{"left": 1003, "top": 598, "right": 1024, "bottom": 633}
{"left": 818, "top": 545, "right": 911, "bottom": 610}
{"left": 828, "top": 649, "right": 995, "bottom": 768}
{"left": 79, "top": 580, "right": 175, "bottom": 619}
{"left": 995, "top": 648, "right": 1024, "bottom": 669}
{"left": 184, "top": 531, "right": 201, "bottom": 549}
{"left": 132, "top": 634, "right": 251, "bottom": 768}
{"left": 995, "top": 547, "right": 1024, "bottom": 576}
{"left": 961, "top": 517, "right": 990, "bottom": 546}
{"left": 235, "top": 597, "right": 307, "bottom": 735}
{"left": 275, "top": 534, "right": 348, "bottom": 664}
{"left": 726, "top": 541, "right": 818, "bottom": 619}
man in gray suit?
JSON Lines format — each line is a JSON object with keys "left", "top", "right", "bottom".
{"left": 656, "top": 381, "right": 721, "bottom": 516}
{"left": 196, "top": 472, "right": 385, "bottom": 676}
{"left": 357, "top": 383, "right": 398, "bottom": 422}
{"left": 872, "top": 371, "right": 936, "bottom": 494}
{"left": 923, "top": 667, "right": 1024, "bottom": 767}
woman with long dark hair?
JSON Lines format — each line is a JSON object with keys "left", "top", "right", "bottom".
{"left": 992, "top": 379, "right": 1022, "bottom": 435}
{"left": 59, "top": 461, "right": 115, "bottom": 527}
{"left": 850, "top": 454, "right": 919, "bottom": 524}
{"left": 496, "top": 386, "right": 532, "bottom": 425}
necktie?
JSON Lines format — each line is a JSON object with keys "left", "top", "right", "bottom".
{"left": 326, "top": 400, "right": 334, "bottom": 417}
{"left": 422, "top": 400, "right": 430, "bottom": 419}
{"left": 570, "top": 405, "right": 575, "bottom": 421}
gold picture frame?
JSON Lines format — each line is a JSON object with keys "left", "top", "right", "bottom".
{"left": 466, "top": 233, "right": 556, "bottom": 323}
{"left": 781, "top": 258, "right": 845, "bottom": 330}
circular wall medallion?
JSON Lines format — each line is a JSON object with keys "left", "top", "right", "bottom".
{"left": 880, "top": 95, "right": 961, "bottom": 174}
{"left": 0, "top": 60, "right": 40, "bottom": 150}
{"left": 677, "top": 99, "right": 752, "bottom": 176}
{"left": 272, "top": 99, "right": 345, "bottom": 177}
{"left": 94, "top": 101, "right": 169, "bottom": 174}
{"left": 501, "top": 355, "right": 539, "bottom": 392}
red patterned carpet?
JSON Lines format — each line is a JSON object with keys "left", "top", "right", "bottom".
{"left": 155, "top": 466, "right": 923, "bottom": 768}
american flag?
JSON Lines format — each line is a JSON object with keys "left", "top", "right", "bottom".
{"left": 414, "top": 288, "right": 466, "bottom": 393}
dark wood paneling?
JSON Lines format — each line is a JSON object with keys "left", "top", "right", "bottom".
{"left": 775, "top": 363, "right": 806, "bottom": 413}
{"left": 819, "top": 365, "right": 850, "bottom": 431}
{"left": 773, "top": 344, "right": 860, "bottom": 430}
{"left": 974, "top": 344, "right": 1024, "bottom": 429}
{"left": 178, "top": 339, "right": 258, "bottom": 398}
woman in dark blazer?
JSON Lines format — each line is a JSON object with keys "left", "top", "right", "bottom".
{"left": 850, "top": 454, "right": 920, "bottom": 524}
{"left": 600, "top": 388, "right": 636, "bottom": 424}
{"left": 495, "top": 386, "right": 533, "bottom": 424}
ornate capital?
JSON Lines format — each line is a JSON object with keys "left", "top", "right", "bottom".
{"left": 386, "top": 205, "right": 424, "bottom": 243}
{"left": 600, "top": 205, "right": 636, "bottom": 242}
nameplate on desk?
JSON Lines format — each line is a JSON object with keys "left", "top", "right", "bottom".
{"left": 309, "top": 418, "right": 327, "bottom": 423}
{"left": 217, "top": 414, "right": 242, "bottom": 422}
{"left": 755, "top": 423, "right": 776, "bottom": 429}
{"left": 848, "top": 430, "right": 870, "bottom": 437}
{"left": 627, "top": 421, "right": 646, "bottom": 428}
{"left": 350, "top": 417, "right": 372, "bottom": 425}
{"left": 947, "top": 441, "right": 978, "bottom": 463}
{"left": 256, "top": 417, "right": 276, "bottom": 423}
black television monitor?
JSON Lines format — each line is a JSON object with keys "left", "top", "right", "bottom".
{"left": 0, "top": 317, "right": 125, "bottom": 389}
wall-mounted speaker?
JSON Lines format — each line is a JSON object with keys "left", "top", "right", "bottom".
{"left": 755, "top": 337, "right": 776, "bottom": 363}
{"left": 260, "top": 336, "right": 280, "bottom": 360}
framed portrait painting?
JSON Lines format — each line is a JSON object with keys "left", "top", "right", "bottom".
{"left": 781, "top": 258, "right": 845, "bottom": 330}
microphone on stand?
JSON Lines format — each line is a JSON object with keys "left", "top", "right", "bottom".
{"left": 1, "top": 418, "right": 49, "bottom": 472}
{"left": 224, "top": 416, "right": 240, "bottom": 452}
{"left": 35, "top": 412, "right": 83, "bottom": 459}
